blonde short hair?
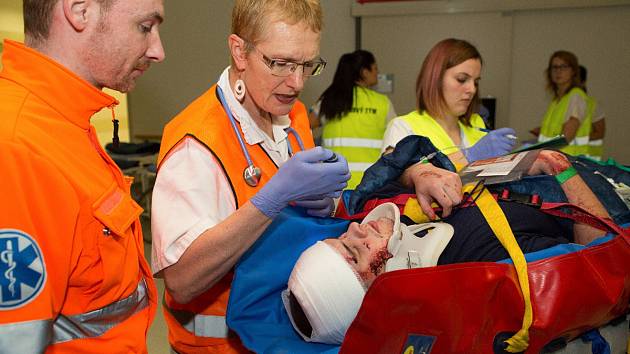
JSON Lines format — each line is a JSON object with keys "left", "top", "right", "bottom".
{"left": 231, "top": 0, "right": 322, "bottom": 47}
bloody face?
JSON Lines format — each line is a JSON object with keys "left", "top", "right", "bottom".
{"left": 323, "top": 217, "right": 394, "bottom": 286}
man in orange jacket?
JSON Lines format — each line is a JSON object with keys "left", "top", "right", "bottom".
{"left": 0, "top": 0, "right": 165, "bottom": 352}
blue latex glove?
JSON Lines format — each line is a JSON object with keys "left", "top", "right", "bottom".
{"left": 292, "top": 197, "right": 335, "bottom": 218}
{"left": 250, "top": 147, "right": 350, "bottom": 218}
{"left": 463, "top": 127, "right": 517, "bottom": 162}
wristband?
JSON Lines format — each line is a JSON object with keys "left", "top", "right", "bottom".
{"left": 555, "top": 166, "right": 577, "bottom": 184}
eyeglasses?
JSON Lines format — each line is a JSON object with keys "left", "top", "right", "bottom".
{"left": 251, "top": 46, "right": 326, "bottom": 77}
{"left": 551, "top": 64, "right": 571, "bottom": 71}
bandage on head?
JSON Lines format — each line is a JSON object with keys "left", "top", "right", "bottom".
{"left": 283, "top": 241, "right": 366, "bottom": 344}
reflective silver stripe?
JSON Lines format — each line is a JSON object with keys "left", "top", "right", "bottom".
{"left": 571, "top": 135, "right": 589, "bottom": 145}
{"left": 165, "top": 305, "right": 229, "bottom": 338}
{"left": 52, "top": 278, "right": 149, "bottom": 344}
{"left": 589, "top": 139, "right": 603, "bottom": 146}
{"left": 348, "top": 162, "right": 374, "bottom": 172}
{"left": 323, "top": 137, "right": 382, "bottom": 149}
{"left": 0, "top": 319, "right": 50, "bottom": 353}
{"left": 540, "top": 134, "right": 589, "bottom": 146}
{"left": 537, "top": 134, "right": 555, "bottom": 142}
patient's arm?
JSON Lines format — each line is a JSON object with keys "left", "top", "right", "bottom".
{"left": 527, "top": 150, "right": 610, "bottom": 244}
{"left": 399, "top": 162, "right": 462, "bottom": 220}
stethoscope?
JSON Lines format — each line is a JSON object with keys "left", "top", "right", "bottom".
{"left": 216, "top": 85, "right": 305, "bottom": 187}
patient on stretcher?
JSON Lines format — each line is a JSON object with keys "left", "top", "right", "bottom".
{"left": 283, "top": 150, "right": 612, "bottom": 344}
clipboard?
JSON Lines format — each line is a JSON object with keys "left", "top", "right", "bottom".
{"left": 511, "top": 135, "right": 567, "bottom": 153}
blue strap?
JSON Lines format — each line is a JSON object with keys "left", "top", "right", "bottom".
{"left": 580, "top": 329, "right": 611, "bottom": 354}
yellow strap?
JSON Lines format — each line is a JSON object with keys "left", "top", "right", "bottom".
{"left": 402, "top": 183, "right": 477, "bottom": 223}
{"left": 475, "top": 189, "right": 532, "bottom": 352}
{"left": 403, "top": 198, "right": 432, "bottom": 224}
{"left": 403, "top": 185, "right": 533, "bottom": 351}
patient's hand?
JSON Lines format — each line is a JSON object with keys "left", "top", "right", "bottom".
{"left": 527, "top": 150, "right": 572, "bottom": 176}
{"left": 400, "top": 162, "right": 462, "bottom": 220}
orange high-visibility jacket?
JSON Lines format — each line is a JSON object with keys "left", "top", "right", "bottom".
{"left": 0, "top": 40, "right": 156, "bottom": 353}
{"left": 157, "top": 84, "right": 314, "bottom": 353}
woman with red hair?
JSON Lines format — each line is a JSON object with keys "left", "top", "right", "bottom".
{"left": 383, "top": 38, "right": 516, "bottom": 166}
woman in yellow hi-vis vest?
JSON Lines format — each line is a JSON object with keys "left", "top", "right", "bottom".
{"left": 383, "top": 38, "right": 516, "bottom": 168}
{"left": 531, "top": 51, "right": 593, "bottom": 157}
{"left": 311, "top": 50, "right": 397, "bottom": 189}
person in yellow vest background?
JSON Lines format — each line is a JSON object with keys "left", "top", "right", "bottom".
{"left": 0, "top": 0, "right": 165, "bottom": 353}
{"left": 310, "top": 49, "right": 397, "bottom": 189}
{"left": 530, "top": 50, "right": 593, "bottom": 158}
{"left": 383, "top": 38, "right": 517, "bottom": 168}
{"left": 579, "top": 65, "right": 606, "bottom": 161}
{"left": 150, "top": 0, "right": 352, "bottom": 352}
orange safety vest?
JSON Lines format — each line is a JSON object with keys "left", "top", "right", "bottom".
{"left": 157, "top": 84, "right": 314, "bottom": 353}
{"left": 0, "top": 39, "right": 156, "bottom": 353}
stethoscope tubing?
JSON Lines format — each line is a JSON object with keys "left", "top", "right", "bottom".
{"left": 216, "top": 85, "right": 305, "bottom": 164}
{"left": 216, "top": 85, "right": 257, "bottom": 167}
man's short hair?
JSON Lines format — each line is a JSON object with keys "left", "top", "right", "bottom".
{"left": 231, "top": 0, "right": 322, "bottom": 47}
{"left": 24, "top": 0, "right": 114, "bottom": 44}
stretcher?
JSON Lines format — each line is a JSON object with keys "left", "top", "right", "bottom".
{"left": 226, "top": 206, "right": 630, "bottom": 353}
{"left": 228, "top": 137, "right": 630, "bottom": 353}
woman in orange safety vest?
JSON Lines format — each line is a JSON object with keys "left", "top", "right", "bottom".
{"left": 151, "top": 0, "right": 351, "bottom": 352}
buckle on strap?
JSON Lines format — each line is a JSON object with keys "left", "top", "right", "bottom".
{"left": 496, "top": 189, "right": 542, "bottom": 209}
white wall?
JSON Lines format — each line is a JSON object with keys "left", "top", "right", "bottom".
{"left": 357, "top": 1, "right": 630, "bottom": 163}
{"left": 128, "top": 0, "right": 233, "bottom": 138}
{"left": 301, "top": 0, "right": 356, "bottom": 108}
{"left": 129, "top": 0, "right": 355, "bottom": 139}
{"left": 509, "top": 6, "right": 630, "bottom": 162}
{"left": 128, "top": 1, "right": 629, "bottom": 163}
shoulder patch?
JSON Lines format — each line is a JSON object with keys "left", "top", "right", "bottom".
{"left": 0, "top": 229, "right": 46, "bottom": 310}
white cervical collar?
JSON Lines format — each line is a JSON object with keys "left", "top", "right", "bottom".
{"left": 364, "top": 203, "right": 454, "bottom": 272}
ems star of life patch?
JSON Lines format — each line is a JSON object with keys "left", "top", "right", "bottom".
{"left": 401, "top": 334, "right": 436, "bottom": 354}
{"left": 0, "top": 229, "right": 46, "bottom": 310}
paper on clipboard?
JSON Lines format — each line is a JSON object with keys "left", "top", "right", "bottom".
{"left": 463, "top": 153, "right": 527, "bottom": 174}
{"left": 459, "top": 150, "right": 540, "bottom": 185}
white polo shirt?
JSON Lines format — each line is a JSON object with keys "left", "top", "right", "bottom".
{"left": 151, "top": 67, "right": 293, "bottom": 274}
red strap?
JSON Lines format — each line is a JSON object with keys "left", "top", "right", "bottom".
{"left": 539, "top": 202, "right": 630, "bottom": 237}
{"left": 335, "top": 194, "right": 414, "bottom": 220}
{"left": 337, "top": 192, "right": 629, "bottom": 239}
